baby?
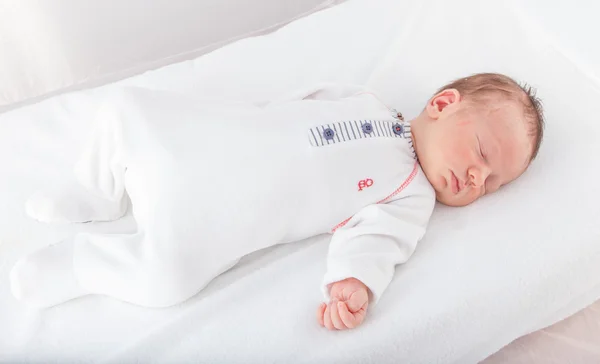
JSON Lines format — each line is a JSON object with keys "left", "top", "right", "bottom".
{"left": 10, "top": 72, "right": 544, "bottom": 331}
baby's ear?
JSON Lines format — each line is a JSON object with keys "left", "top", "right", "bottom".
{"left": 426, "top": 88, "right": 461, "bottom": 120}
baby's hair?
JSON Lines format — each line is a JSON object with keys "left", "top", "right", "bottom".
{"left": 435, "top": 73, "right": 545, "bottom": 161}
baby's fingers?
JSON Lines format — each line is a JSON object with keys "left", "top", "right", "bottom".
{"left": 323, "top": 302, "right": 335, "bottom": 330}
{"left": 338, "top": 301, "right": 364, "bottom": 329}
{"left": 316, "top": 303, "right": 326, "bottom": 327}
{"left": 330, "top": 301, "right": 347, "bottom": 330}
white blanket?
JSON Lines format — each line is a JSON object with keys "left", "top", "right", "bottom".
{"left": 1, "top": 0, "right": 599, "bottom": 363}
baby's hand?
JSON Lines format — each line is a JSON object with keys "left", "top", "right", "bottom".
{"left": 317, "top": 277, "right": 369, "bottom": 330}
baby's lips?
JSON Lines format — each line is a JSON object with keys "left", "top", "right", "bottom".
{"left": 450, "top": 172, "right": 459, "bottom": 195}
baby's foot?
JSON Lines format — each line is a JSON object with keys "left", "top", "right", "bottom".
{"left": 10, "top": 238, "right": 89, "bottom": 308}
{"left": 25, "top": 183, "right": 127, "bottom": 224}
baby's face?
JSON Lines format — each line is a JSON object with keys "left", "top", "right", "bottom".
{"left": 415, "top": 90, "right": 532, "bottom": 206}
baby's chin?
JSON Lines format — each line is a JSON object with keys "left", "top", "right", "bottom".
{"left": 435, "top": 190, "right": 476, "bottom": 207}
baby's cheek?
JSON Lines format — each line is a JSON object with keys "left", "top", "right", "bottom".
{"left": 457, "top": 188, "right": 481, "bottom": 206}
{"left": 455, "top": 120, "right": 473, "bottom": 127}
{"left": 486, "top": 183, "right": 501, "bottom": 195}
{"left": 449, "top": 144, "right": 471, "bottom": 165}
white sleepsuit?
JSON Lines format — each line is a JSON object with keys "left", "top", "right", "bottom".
{"left": 12, "top": 84, "right": 435, "bottom": 308}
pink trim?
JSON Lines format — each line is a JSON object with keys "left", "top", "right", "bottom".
{"left": 331, "top": 161, "right": 419, "bottom": 233}
{"left": 376, "top": 160, "right": 419, "bottom": 204}
{"left": 331, "top": 216, "right": 353, "bottom": 233}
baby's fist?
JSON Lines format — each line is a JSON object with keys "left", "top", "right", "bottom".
{"left": 317, "top": 277, "right": 369, "bottom": 330}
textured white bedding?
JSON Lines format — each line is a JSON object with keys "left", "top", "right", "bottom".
{"left": 1, "top": 0, "right": 599, "bottom": 363}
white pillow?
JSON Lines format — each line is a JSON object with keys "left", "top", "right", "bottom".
{"left": 0, "top": 0, "right": 336, "bottom": 111}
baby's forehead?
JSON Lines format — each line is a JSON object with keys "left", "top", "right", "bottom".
{"left": 457, "top": 76, "right": 543, "bottom": 163}
{"left": 478, "top": 98, "right": 527, "bottom": 130}
{"left": 480, "top": 103, "right": 533, "bottom": 171}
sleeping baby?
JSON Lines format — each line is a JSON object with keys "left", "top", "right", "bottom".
{"left": 10, "top": 72, "right": 544, "bottom": 331}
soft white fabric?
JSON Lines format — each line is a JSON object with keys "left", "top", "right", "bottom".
{"left": 10, "top": 238, "right": 88, "bottom": 308}
{"left": 323, "top": 181, "right": 434, "bottom": 303}
{"left": 1, "top": 0, "right": 599, "bottom": 363}
{"left": 26, "top": 183, "right": 129, "bottom": 223}
{"left": 11, "top": 85, "right": 433, "bottom": 308}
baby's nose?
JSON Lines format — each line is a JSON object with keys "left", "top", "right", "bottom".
{"left": 468, "top": 167, "right": 490, "bottom": 187}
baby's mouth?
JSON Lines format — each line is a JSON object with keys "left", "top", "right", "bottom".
{"left": 450, "top": 171, "right": 461, "bottom": 195}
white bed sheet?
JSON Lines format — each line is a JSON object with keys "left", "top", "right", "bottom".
{"left": 1, "top": 0, "right": 600, "bottom": 363}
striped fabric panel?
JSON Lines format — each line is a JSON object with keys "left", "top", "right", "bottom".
{"left": 308, "top": 120, "right": 411, "bottom": 147}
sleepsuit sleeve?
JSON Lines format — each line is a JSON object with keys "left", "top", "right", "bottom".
{"left": 322, "top": 191, "right": 435, "bottom": 304}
